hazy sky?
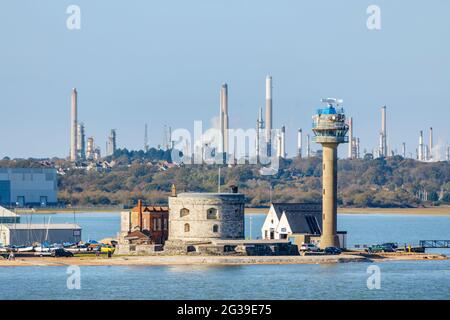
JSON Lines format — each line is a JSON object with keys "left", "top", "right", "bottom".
{"left": 0, "top": 0, "right": 449, "bottom": 159}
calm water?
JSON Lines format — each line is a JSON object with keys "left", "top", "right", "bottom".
{"left": 2, "top": 212, "right": 449, "bottom": 300}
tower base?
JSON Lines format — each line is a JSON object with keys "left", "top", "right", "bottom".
{"left": 320, "top": 234, "right": 339, "bottom": 249}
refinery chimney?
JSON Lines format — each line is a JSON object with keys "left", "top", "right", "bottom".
{"left": 402, "top": 142, "right": 406, "bottom": 158}
{"left": 380, "top": 105, "right": 387, "bottom": 158}
{"left": 265, "top": 76, "right": 273, "bottom": 156}
{"left": 312, "top": 98, "right": 349, "bottom": 249}
{"left": 348, "top": 117, "right": 353, "bottom": 159}
{"left": 86, "top": 137, "right": 94, "bottom": 160}
{"left": 280, "top": 125, "right": 286, "bottom": 158}
{"left": 70, "top": 88, "right": 78, "bottom": 162}
{"left": 419, "top": 130, "right": 424, "bottom": 161}
{"left": 220, "top": 83, "right": 229, "bottom": 156}
{"left": 429, "top": 127, "right": 433, "bottom": 161}
{"left": 297, "top": 129, "right": 302, "bottom": 158}
{"left": 306, "top": 134, "right": 311, "bottom": 157}
{"left": 77, "top": 122, "right": 86, "bottom": 160}
{"left": 107, "top": 129, "right": 117, "bottom": 156}
{"left": 256, "top": 107, "right": 264, "bottom": 161}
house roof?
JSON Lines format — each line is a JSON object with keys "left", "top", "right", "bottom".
{"left": 131, "top": 205, "right": 169, "bottom": 213}
{"left": 282, "top": 211, "right": 321, "bottom": 235}
{"left": 271, "top": 203, "right": 322, "bottom": 235}
{"left": 271, "top": 203, "right": 321, "bottom": 219}
{"left": 0, "top": 206, "right": 18, "bottom": 218}
{"left": 2, "top": 223, "right": 81, "bottom": 230}
{"left": 124, "top": 230, "right": 151, "bottom": 240}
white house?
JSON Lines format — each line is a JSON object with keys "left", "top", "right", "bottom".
{"left": 261, "top": 203, "right": 347, "bottom": 248}
{"left": 262, "top": 203, "right": 322, "bottom": 239}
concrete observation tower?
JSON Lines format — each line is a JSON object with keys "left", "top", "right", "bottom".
{"left": 312, "top": 98, "right": 349, "bottom": 248}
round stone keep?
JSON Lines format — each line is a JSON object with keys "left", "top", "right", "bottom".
{"left": 168, "top": 193, "right": 245, "bottom": 241}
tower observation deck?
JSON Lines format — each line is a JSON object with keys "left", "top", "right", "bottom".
{"left": 312, "top": 99, "right": 349, "bottom": 144}
{"left": 312, "top": 98, "right": 349, "bottom": 249}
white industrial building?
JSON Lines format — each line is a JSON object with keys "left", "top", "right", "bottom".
{"left": 0, "top": 168, "right": 58, "bottom": 207}
{"left": 0, "top": 224, "right": 81, "bottom": 246}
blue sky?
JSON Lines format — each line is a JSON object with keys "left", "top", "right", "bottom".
{"left": 0, "top": 1, "right": 449, "bottom": 159}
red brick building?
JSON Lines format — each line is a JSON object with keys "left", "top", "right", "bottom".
{"left": 124, "top": 200, "right": 169, "bottom": 245}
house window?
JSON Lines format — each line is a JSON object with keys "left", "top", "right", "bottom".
{"left": 184, "top": 223, "right": 190, "bottom": 232}
{"left": 213, "top": 225, "right": 219, "bottom": 233}
{"left": 180, "top": 208, "right": 190, "bottom": 217}
{"left": 163, "top": 218, "right": 168, "bottom": 230}
{"left": 207, "top": 208, "right": 218, "bottom": 219}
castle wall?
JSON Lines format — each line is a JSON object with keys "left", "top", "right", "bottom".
{"left": 168, "top": 193, "right": 245, "bottom": 241}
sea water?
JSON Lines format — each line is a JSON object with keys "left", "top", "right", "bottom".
{"left": 1, "top": 212, "right": 449, "bottom": 300}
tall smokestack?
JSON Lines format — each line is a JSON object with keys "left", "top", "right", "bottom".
{"left": 429, "top": 127, "right": 433, "bottom": 161}
{"left": 265, "top": 76, "right": 273, "bottom": 156}
{"left": 381, "top": 105, "right": 387, "bottom": 157}
{"left": 70, "top": 88, "right": 78, "bottom": 162}
{"left": 77, "top": 122, "right": 85, "bottom": 160}
{"left": 419, "top": 130, "right": 424, "bottom": 161}
{"left": 348, "top": 117, "right": 353, "bottom": 159}
{"left": 297, "top": 129, "right": 302, "bottom": 158}
{"left": 356, "top": 138, "right": 360, "bottom": 159}
{"left": 280, "top": 125, "right": 286, "bottom": 158}
{"left": 402, "top": 142, "right": 406, "bottom": 158}
{"left": 306, "top": 133, "right": 311, "bottom": 157}
{"left": 276, "top": 134, "right": 282, "bottom": 158}
{"left": 220, "top": 83, "right": 229, "bottom": 156}
{"left": 256, "top": 107, "right": 264, "bottom": 161}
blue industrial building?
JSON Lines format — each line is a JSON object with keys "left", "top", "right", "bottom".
{"left": 0, "top": 168, "right": 58, "bottom": 207}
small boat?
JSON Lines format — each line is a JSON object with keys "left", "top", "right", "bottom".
{"left": 66, "top": 247, "right": 88, "bottom": 253}
{"left": 17, "top": 246, "right": 34, "bottom": 252}
{"left": 34, "top": 246, "right": 51, "bottom": 252}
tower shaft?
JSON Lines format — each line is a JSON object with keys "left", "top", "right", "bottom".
{"left": 321, "top": 143, "right": 339, "bottom": 248}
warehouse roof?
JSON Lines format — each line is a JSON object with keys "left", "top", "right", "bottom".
{"left": 2, "top": 223, "right": 81, "bottom": 230}
{"left": 0, "top": 206, "right": 18, "bottom": 218}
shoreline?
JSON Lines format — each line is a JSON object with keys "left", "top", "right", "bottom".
{"left": 0, "top": 252, "right": 447, "bottom": 267}
{"left": 14, "top": 206, "right": 450, "bottom": 216}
